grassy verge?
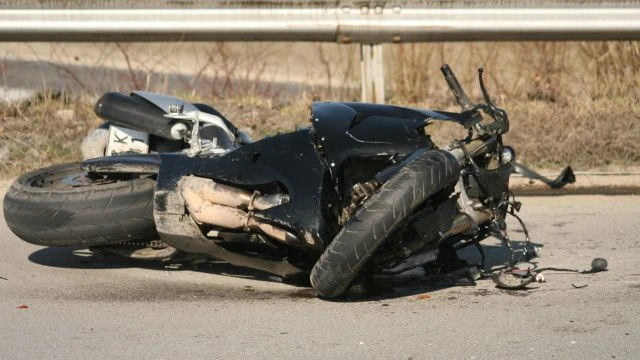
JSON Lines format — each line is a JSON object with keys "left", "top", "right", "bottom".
{"left": 1, "top": 92, "right": 99, "bottom": 176}
{"left": 0, "top": 93, "right": 312, "bottom": 178}
{"left": 1, "top": 41, "right": 638, "bottom": 178}
{"left": 1, "top": 90, "right": 638, "bottom": 179}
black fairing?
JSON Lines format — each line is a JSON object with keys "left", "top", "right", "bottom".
{"left": 155, "top": 129, "right": 334, "bottom": 254}
{"left": 154, "top": 102, "right": 457, "bottom": 258}
{"left": 310, "top": 102, "right": 436, "bottom": 174}
{"left": 310, "top": 102, "right": 447, "bottom": 202}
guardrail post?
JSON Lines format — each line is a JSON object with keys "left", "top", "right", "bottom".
{"left": 360, "top": 43, "right": 385, "bottom": 103}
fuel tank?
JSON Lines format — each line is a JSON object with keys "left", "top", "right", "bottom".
{"left": 310, "top": 102, "right": 455, "bottom": 174}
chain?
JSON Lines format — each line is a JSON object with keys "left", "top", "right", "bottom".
{"left": 339, "top": 180, "right": 380, "bottom": 225}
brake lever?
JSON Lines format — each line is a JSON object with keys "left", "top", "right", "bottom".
{"left": 476, "top": 68, "right": 509, "bottom": 135}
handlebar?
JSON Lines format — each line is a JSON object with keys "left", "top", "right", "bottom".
{"left": 440, "top": 64, "right": 475, "bottom": 112}
{"left": 440, "top": 64, "right": 509, "bottom": 136}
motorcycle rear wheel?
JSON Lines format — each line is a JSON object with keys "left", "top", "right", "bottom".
{"left": 310, "top": 150, "right": 459, "bottom": 298}
{"left": 3, "top": 162, "right": 158, "bottom": 247}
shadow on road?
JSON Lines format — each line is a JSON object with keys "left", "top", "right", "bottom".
{"left": 27, "top": 239, "right": 542, "bottom": 301}
{"left": 28, "top": 246, "right": 286, "bottom": 283}
{"left": 333, "top": 240, "right": 544, "bottom": 302}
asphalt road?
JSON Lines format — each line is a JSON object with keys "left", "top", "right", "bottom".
{"left": 1, "top": 179, "right": 639, "bottom": 359}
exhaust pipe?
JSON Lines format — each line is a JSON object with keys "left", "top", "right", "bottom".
{"left": 179, "top": 177, "right": 298, "bottom": 244}
{"left": 179, "top": 176, "right": 288, "bottom": 211}
{"left": 442, "top": 211, "right": 492, "bottom": 238}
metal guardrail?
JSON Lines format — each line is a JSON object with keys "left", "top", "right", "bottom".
{"left": 1, "top": 2, "right": 639, "bottom": 102}
{"left": 2, "top": 0, "right": 640, "bottom": 9}
{"left": 0, "top": 7, "right": 639, "bottom": 42}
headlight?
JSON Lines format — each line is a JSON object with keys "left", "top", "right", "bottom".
{"left": 499, "top": 146, "right": 515, "bottom": 164}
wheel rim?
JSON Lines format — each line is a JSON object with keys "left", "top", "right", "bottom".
{"left": 27, "top": 165, "right": 140, "bottom": 189}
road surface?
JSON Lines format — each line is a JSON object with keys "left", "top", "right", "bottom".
{"left": 1, "top": 179, "right": 639, "bottom": 359}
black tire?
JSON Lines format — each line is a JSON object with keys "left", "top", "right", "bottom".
{"left": 3, "top": 162, "right": 158, "bottom": 247}
{"left": 310, "top": 150, "right": 460, "bottom": 298}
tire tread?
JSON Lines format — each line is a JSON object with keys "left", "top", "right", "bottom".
{"left": 3, "top": 163, "right": 157, "bottom": 247}
{"left": 310, "top": 150, "right": 459, "bottom": 298}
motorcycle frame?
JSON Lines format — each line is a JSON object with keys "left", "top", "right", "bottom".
{"left": 86, "top": 101, "right": 478, "bottom": 278}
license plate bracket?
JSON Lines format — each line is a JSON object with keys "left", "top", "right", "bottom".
{"left": 105, "top": 125, "right": 150, "bottom": 155}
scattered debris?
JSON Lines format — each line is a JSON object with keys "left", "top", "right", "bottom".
{"left": 417, "top": 294, "right": 431, "bottom": 300}
{"left": 533, "top": 273, "right": 546, "bottom": 283}
{"left": 16, "top": 304, "right": 29, "bottom": 309}
{"left": 493, "top": 258, "right": 608, "bottom": 291}
{"left": 492, "top": 268, "right": 535, "bottom": 290}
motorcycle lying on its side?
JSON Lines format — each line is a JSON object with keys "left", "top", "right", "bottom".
{"left": 3, "top": 65, "right": 575, "bottom": 298}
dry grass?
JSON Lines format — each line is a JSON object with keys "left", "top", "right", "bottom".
{"left": 0, "top": 92, "right": 100, "bottom": 176}
{"left": 1, "top": 40, "right": 639, "bottom": 178}
{"left": 389, "top": 41, "right": 640, "bottom": 170}
{"left": 0, "top": 92, "right": 313, "bottom": 177}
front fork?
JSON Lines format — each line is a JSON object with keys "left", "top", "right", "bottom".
{"left": 444, "top": 145, "right": 492, "bottom": 238}
{"left": 446, "top": 144, "right": 532, "bottom": 268}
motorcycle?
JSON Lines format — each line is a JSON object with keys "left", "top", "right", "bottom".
{"left": 3, "top": 65, "right": 576, "bottom": 298}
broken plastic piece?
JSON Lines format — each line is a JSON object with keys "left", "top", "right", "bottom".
{"left": 492, "top": 268, "right": 535, "bottom": 289}
{"left": 533, "top": 273, "right": 546, "bottom": 283}
{"left": 514, "top": 163, "right": 575, "bottom": 189}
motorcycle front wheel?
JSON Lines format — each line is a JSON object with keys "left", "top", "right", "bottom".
{"left": 3, "top": 162, "right": 158, "bottom": 247}
{"left": 310, "top": 150, "right": 460, "bottom": 298}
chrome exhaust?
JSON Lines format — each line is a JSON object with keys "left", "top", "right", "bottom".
{"left": 179, "top": 176, "right": 299, "bottom": 245}
{"left": 179, "top": 176, "right": 288, "bottom": 211}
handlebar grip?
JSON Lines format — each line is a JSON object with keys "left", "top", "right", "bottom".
{"left": 440, "top": 64, "right": 475, "bottom": 112}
